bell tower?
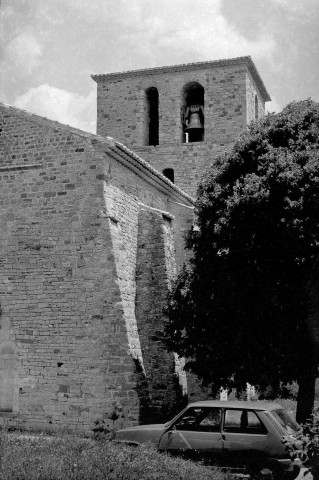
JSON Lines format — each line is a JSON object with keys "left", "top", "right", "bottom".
{"left": 92, "top": 56, "right": 270, "bottom": 197}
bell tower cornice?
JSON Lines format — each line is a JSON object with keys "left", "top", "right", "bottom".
{"left": 91, "top": 56, "right": 270, "bottom": 103}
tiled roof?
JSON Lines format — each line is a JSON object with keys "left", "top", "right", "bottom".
{"left": 103, "top": 138, "right": 195, "bottom": 205}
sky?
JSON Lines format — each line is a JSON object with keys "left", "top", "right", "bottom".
{"left": 1, "top": 0, "right": 318, "bottom": 134}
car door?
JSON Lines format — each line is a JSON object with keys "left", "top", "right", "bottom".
{"left": 222, "top": 408, "right": 270, "bottom": 467}
{"left": 158, "top": 406, "right": 223, "bottom": 463}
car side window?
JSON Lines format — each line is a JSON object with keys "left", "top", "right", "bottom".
{"left": 223, "top": 409, "right": 267, "bottom": 434}
{"left": 173, "top": 407, "right": 221, "bottom": 432}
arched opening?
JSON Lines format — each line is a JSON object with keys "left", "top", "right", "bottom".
{"left": 0, "top": 343, "right": 16, "bottom": 412}
{"left": 163, "top": 168, "right": 174, "bottom": 183}
{"left": 181, "top": 82, "right": 204, "bottom": 143}
{"left": 145, "top": 87, "right": 159, "bottom": 146}
{"left": 255, "top": 94, "right": 259, "bottom": 120}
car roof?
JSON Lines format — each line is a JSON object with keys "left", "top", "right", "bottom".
{"left": 187, "top": 400, "right": 283, "bottom": 411}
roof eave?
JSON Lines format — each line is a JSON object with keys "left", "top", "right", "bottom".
{"left": 91, "top": 56, "right": 271, "bottom": 102}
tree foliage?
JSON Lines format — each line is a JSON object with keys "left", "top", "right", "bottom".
{"left": 166, "top": 100, "right": 319, "bottom": 420}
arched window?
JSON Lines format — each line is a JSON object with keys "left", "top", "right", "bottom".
{"left": 163, "top": 168, "right": 174, "bottom": 183}
{"left": 0, "top": 343, "right": 16, "bottom": 412}
{"left": 255, "top": 94, "right": 259, "bottom": 120}
{"left": 181, "top": 82, "right": 204, "bottom": 143}
{"left": 145, "top": 87, "right": 159, "bottom": 146}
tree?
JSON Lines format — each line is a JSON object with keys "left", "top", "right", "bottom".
{"left": 166, "top": 100, "right": 319, "bottom": 423}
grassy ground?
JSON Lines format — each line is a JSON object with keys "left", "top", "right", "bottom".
{"left": 0, "top": 398, "right": 309, "bottom": 479}
{"left": 0, "top": 433, "right": 227, "bottom": 480}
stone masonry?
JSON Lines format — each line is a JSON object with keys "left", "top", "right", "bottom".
{"left": 0, "top": 103, "right": 194, "bottom": 432}
{"left": 0, "top": 56, "right": 270, "bottom": 432}
{"left": 93, "top": 56, "right": 271, "bottom": 197}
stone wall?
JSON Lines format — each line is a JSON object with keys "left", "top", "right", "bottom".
{"left": 135, "top": 208, "right": 187, "bottom": 422}
{"left": 93, "top": 57, "right": 270, "bottom": 197}
{"left": 0, "top": 104, "right": 194, "bottom": 432}
{"left": 131, "top": 142, "right": 232, "bottom": 198}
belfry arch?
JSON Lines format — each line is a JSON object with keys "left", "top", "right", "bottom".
{"left": 181, "top": 82, "right": 204, "bottom": 143}
{"left": 144, "top": 87, "right": 159, "bottom": 146}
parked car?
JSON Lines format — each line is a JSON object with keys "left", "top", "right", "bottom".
{"left": 114, "top": 400, "right": 305, "bottom": 478}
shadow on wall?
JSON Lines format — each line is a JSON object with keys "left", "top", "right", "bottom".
{"left": 133, "top": 357, "right": 188, "bottom": 425}
{"left": 0, "top": 341, "right": 16, "bottom": 413}
{"left": 133, "top": 208, "right": 188, "bottom": 424}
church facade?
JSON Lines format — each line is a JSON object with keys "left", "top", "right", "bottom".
{"left": 0, "top": 57, "right": 270, "bottom": 433}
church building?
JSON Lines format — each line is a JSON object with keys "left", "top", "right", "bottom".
{"left": 0, "top": 56, "right": 270, "bottom": 432}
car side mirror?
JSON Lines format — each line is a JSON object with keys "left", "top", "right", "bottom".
{"left": 168, "top": 425, "right": 177, "bottom": 437}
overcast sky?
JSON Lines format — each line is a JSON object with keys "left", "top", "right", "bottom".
{"left": 1, "top": 0, "right": 318, "bottom": 133}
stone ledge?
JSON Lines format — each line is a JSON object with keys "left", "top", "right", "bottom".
{"left": 0, "top": 164, "right": 42, "bottom": 172}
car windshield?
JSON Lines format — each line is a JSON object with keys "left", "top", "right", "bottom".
{"left": 270, "top": 408, "right": 300, "bottom": 434}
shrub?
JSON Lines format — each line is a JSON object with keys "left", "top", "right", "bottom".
{"left": 282, "top": 412, "right": 319, "bottom": 478}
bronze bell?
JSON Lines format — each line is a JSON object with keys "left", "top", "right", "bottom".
{"left": 185, "top": 105, "right": 204, "bottom": 131}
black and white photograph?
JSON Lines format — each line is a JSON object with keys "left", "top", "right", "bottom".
{"left": 0, "top": 1, "right": 318, "bottom": 479}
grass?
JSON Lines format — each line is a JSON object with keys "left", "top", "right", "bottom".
{"left": 0, "top": 432, "right": 227, "bottom": 480}
{"left": 0, "top": 398, "right": 309, "bottom": 479}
